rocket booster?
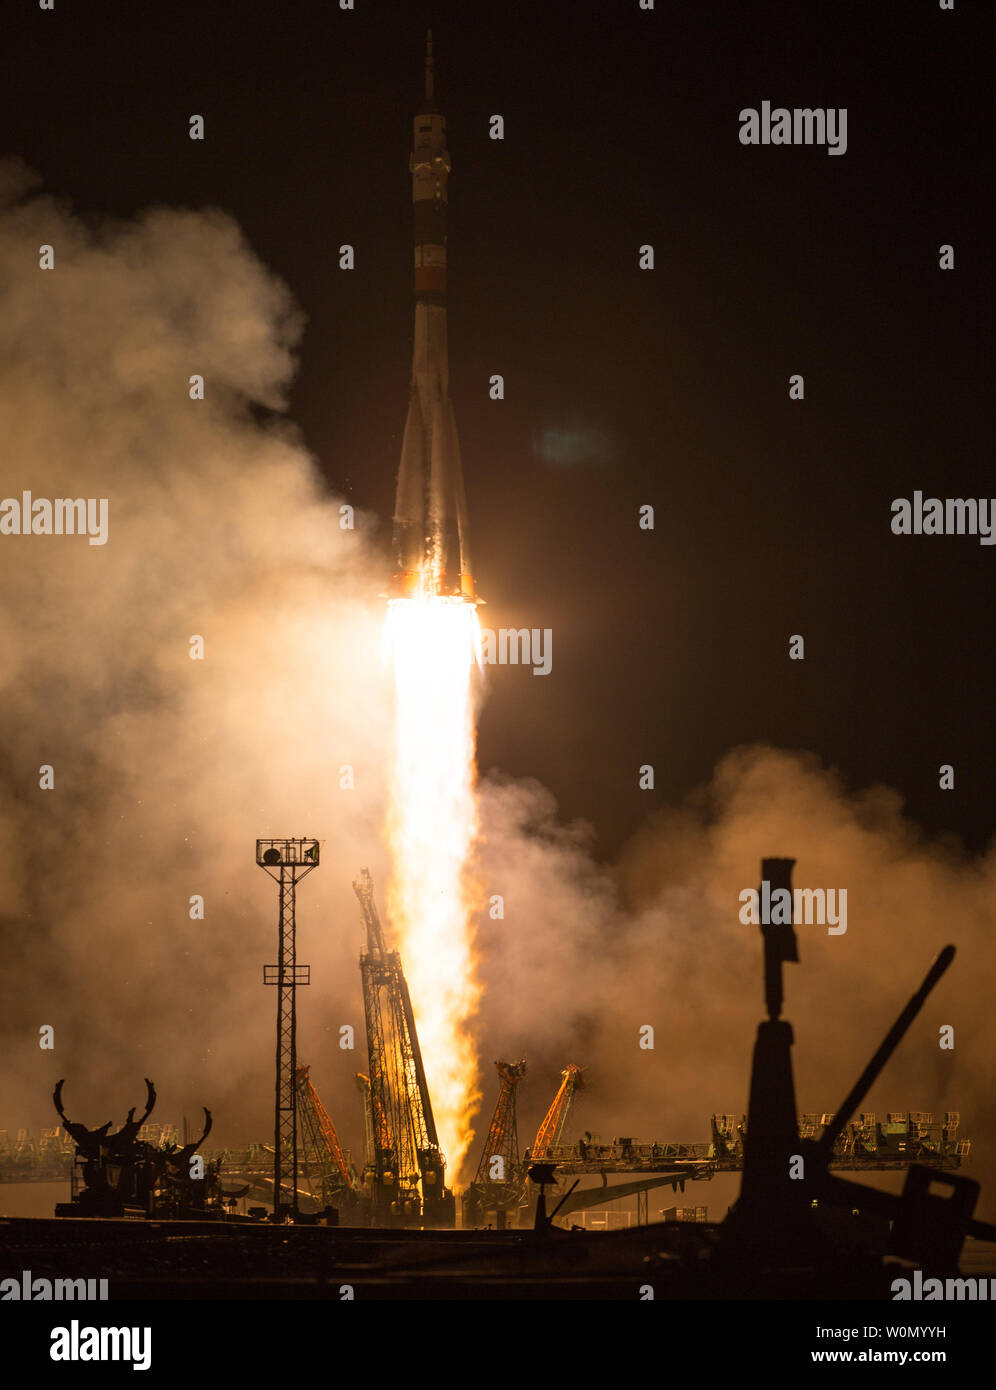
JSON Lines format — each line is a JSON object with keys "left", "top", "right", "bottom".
{"left": 391, "top": 32, "right": 475, "bottom": 603}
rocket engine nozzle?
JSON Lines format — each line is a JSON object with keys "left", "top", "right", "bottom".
{"left": 388, "top": 566, "right": 477, "bottom": 605}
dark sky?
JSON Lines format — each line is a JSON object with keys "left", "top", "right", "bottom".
{"left": 4, "top": 0, "right": 992, "bottom": 861}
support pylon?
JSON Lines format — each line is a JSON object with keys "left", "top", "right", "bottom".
{"left": 257, "top": 838, "right": 319, "bottom": 1218}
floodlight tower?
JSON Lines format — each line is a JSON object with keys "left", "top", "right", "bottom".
{"left": 257, "top": 837, "right": 319, "bottom": 1218}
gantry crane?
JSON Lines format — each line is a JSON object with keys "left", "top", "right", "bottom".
{"left": 295, "top": 1064, "right": 357, "bottom": 1210}
{"left": 354, "top": 869, "right": 455, "bottom": 1226}
{"left": 531, "top": 1063, "right": 584, "bottom": 1159}
{"left": 465, "top": 1059, "right": 527, "bottom": 1226}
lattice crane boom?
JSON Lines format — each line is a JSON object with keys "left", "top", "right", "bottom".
{"left": 295, "top": 1065, "right": 355, "bottom": 1197}
{"left": 532, "top": 1064, "right": 584, "bottom": 1159}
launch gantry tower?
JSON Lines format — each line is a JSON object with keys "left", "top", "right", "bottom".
{"left": 465, "top": 1059, "right": 527, "bottom": 1226}
{"left": 354, "top": 868, "right": 454, "bottom": 1226}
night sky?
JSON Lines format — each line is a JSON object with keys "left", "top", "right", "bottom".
{"left": 4, "top": 0, "right": 991, "bottom": 861}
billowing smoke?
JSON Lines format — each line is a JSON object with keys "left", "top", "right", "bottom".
{"left": 2, "top": 163, "right": 994, "bottom": 1219}
{"left": 475, "top": 749, "right": 996, "bottom": 1216}
{"left": 0, "top": 158, "right": 393, "bottom": 1148}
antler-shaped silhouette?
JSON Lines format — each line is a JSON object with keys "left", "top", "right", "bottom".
{"left": 112, "top": 1079, "right": 157, "bottom": 1143}
{"left": 52, "top": 1079, "right": 113, "bottom": 1154}
{"left": 166, "top": 1107, "right": 213, "bottom": 1159}
{"left": 193, "top": 1106, "right": 213, "bottom": 1148}
{"left": 163, "top": 1108, "right": 214, "bottom": 1184}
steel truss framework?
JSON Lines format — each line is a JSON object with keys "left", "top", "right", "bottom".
{"left": 258, "top": 838, "right": 318, "bottom": 1216}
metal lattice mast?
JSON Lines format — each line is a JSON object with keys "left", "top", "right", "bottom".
{"left": 355, "top": 871, "right": 412, "bottom": 1208}
{"left": 354, "top": 1072, "right": 377, "bottom": 1176}
{"left": 297, "top": 1082, "right": 333, "bottom": 1207}
{"left": 257, "top": 838, "right": 318, "bottom": 1218}
{"left": 355, "top": 1070, "right": 392, "bottom": 1181}
{"left": 295, "top": 1064, "right": 355, "bottom": 1206}
{"left": 532, "top": 1064, "right": 584, "bottom": 1159}
{"left": 353, "top": 868, "right": 449, "bottom": 1222}
{"left": 276, "top": 869, "right": 297, "bottom": 1205}
{"left": 466, "top": 1059, "right": 527, "bottom": 1224}
{"left": 474, "top": 1059, "right": 527, "bottom": 1187}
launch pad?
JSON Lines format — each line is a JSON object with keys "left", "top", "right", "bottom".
{"left": 8, "top": 851, "right": 996, "bottom": 1298}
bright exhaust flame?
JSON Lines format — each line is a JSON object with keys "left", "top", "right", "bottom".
{"left": 383, "top": 590, "right": 483, "bottom": 1182}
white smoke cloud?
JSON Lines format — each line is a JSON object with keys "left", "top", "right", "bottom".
{"left": 0, "top": 160, "right": 392, "bottom": 1149}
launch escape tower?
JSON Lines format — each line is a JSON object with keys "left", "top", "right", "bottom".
{"left": 354, "top": 868, "right": 455, "bottom": 1227}
{"left": 257, "top": 837, "right": 319, "bottom": 1218}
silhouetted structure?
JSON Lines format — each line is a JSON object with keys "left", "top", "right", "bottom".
{"left": 296, "top": 1063, "right": 362, "bottom": 1219}
{"left": 53, "top": 1078, "right": 217, "bottom": 1218}
{"left": 257, "top": 836, "right": 319, "bottom": 1219}
{"left": 716, "top": 856, "right": 996, "bottom": 1282}
{"left": 465, "top": 1059, "right": 526, "bottom": 1227}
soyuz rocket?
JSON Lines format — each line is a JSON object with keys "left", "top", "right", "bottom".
{"left": 390, "top": 32, "right": 476, "bottom": 604}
